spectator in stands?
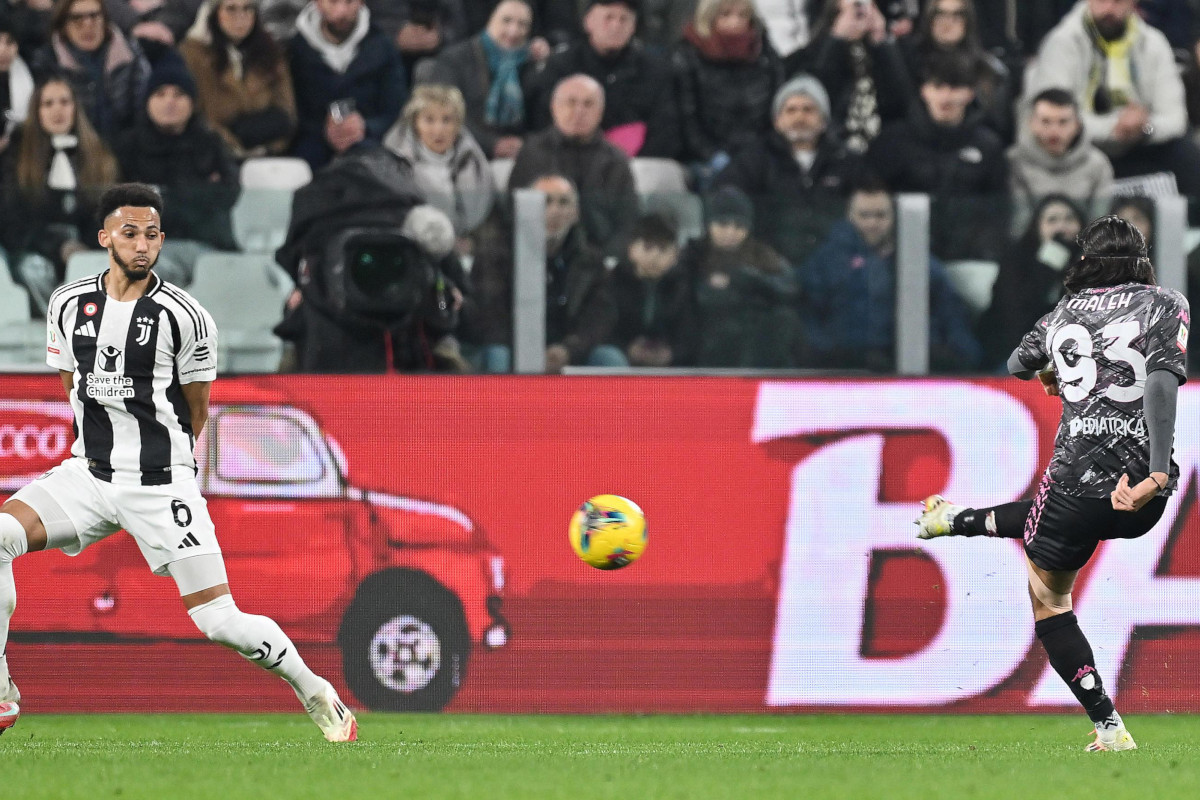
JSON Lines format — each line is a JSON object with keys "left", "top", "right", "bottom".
{"left": 30, "top": 0, "right": 151, "bottom": 140}
{"left": 1, "top": 16, "right": 34, "bottom": 129}
{"left": 677, "top": 185, "right": 799, "bottom": 366}
{"left": 609, "top": 212, "right": 691, "bottom": 366}
{"left": 672, "top": 0, "right": 783, "bottom": 168}
{"left": 1025, "top": 0, "right": 1200, "bottom": 201}
{"left": 367, "top": 0, "right": 468, "bottom": 69}
{"left": 466, "top": 173, "right": 624, "bottom": 373}
{"left": 421, "top": 0, "right": 550, "bottom": 159}
{"left": 1110, "top": 193, "right": 1155, "bottom": 243}
{"left": 0, "top": 76, "right": 118, "bottom": 311}
{"left": 524, "top": 0, "right": 681, "bottom": 158}
{"left": 802, "top": 178, "right": 981, "bottom": 372}
{"left": 260, "top": 0, "right": 307, "bottom": 41}
{"left": 180, "top": 0, "right": 298, "bottom": 158}
{"left": 798, "top": 0, "right": 913, "bottom": 154}
{"left": 98, "top": 0, "right": 205, "bottom": 56}
{"left": 1007, "top": 87, "right": 1113, "bottom": 233}
{"left": 288, "top": 0, "right": 407, "bottom": 170}
{"left": 113, "top": 59, "right": 239, "bottom": 286}
{"left": 508, "top": 73, "right": 637, "bottom": 257}
{"left": 899, "top": 0, "right": 1013, "bottom": 142}
{"left": 383, "top": 84, "right": 493, "bottom": 243}
{"left": 1, "top": 0, "right": 53, "bottom": 62}
{"left": 714, "top": 73, "right": 862, "bottom": 268}
{"left": 639, "top": 0, "right": 698, "bottom": 49}
{"left": 867, "top": 51, "right": 1008, "bottom": 261}
{"left": 978, "top": 194, "right": 1083, "bottom": 370}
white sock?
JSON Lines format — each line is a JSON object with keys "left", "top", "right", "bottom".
{"left": 0, "top": 513, "right": 30, "bottom": 687}
{"left": 188, "top": 595, "right": 326, "bottom": 703}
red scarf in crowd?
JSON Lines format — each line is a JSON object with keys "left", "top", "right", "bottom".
{"left": 682, "top": 22, "right": 763, "bottom": 64}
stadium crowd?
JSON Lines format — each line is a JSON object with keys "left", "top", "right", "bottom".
{"left": 1, "top": 0, "right": 1199, "bottom": 373}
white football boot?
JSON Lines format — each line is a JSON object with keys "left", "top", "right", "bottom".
{"left": 915, "top": 495, "right": 965, "bottom": 540}
{"left": 304, "top": 681, "right": 358, "bottom": 742}
{"left": 1086, "top": 724, "right": 1138, "bottom": 752}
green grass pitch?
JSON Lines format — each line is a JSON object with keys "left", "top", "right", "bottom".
{"left": 4, "top": 714, "right": 1200, "bottom": 799}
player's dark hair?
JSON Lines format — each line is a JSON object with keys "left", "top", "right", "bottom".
{"left": 97, "top": 183, "right": 164, "bottom": 224}
{"left": 1065, "top": 214, "right": 1157, "bottom": 292}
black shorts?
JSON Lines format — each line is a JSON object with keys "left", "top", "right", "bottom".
{"left": 1023, "top": 485, "right": 1169, "bottom": 572}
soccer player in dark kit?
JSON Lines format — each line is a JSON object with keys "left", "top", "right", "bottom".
{"left": 916, "top": 214, "right": 1189, "bottom": 751}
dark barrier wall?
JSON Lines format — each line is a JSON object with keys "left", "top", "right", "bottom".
{"left": 2, "top": 375, "right": 1199, "bottom": 713}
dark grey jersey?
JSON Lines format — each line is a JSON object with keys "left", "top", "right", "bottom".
{"left": 1014, "top": 283, "right": 1189, "bottom": 498}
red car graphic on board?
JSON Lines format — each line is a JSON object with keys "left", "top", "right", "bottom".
{"left": 0, "top": 399, "right": 509, "bottom": 711}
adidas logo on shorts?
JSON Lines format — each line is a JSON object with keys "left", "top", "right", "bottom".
{"left": 177, "top": 532, "right": 201, "bottom": 549}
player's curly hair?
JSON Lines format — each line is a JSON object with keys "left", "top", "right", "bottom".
{"left": 97, "top": 183, "right": 164, "bottom": 224}
{"left": 1064, "top": 214, "right": 1157, "bottom": 293}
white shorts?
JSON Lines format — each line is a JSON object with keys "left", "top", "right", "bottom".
{"left": 12, "top": 457, "right": 223, "bottom": 577}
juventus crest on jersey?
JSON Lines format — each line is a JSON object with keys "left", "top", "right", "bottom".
{"left": 45, "top": 271, "right": 218, "bottom": 486}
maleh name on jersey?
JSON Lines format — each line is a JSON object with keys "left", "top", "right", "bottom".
{"left": 1064, "top": 292, "right": 1135, "bottom": 312}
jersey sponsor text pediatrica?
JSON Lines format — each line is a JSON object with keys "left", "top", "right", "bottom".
{"left": 45, "top": 271, "right": 218, "bottom": 486}
{"left": 1015, "top": 283, "right": 1189, "bottom": 498}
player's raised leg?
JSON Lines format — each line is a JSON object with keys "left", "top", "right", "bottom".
{"left": 916, "top": 496, "right": 1031, "bottom": 540}
{"left": 170, "top": 555, "right": 357, "bottom": 742}
{"left": 1026, "top": 558, "right": 1135, "bottom": 751}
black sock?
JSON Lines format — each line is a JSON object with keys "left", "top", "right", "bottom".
{"left": 1035, "top": 611, "right": 1117, "bottom": 724}
{"left": 951, "top": 501, "right": 1032, "bottom": 539}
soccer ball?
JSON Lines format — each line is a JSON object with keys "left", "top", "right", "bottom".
{"left": 568, "top": 495, "right": 647, "bottom": 570}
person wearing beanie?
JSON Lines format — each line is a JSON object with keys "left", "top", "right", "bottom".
{"left": 713, "top": 71, "right": 862, "bottom": 268}
{"left": 673, "top": 183, "right": 799, "bottom": 367}
{"left": 523, "top": 0, "right": 681, "bottom": 158}
{"left": 113, "top": 56, "right": 239, "bottom": 286}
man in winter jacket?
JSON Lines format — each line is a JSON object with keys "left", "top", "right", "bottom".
{"left": 802, "top": 179, "right": 981, "bottom": 372}
{"left": 508, "top": 73, "right": 637, "bottom": 258}
{"left": 523, "top": 0, "right": 680, "bottom": 158}
{"left": 288, "top": 0, "right": 407, "bottom": 169}
{"left": 113, "top": 58, "right": 239, "bottom": 285}
{"left": 713, "top": 73, "right": 862, "bottom": 269}
{"left": 1024, "top": 0, "right": 1200, "bottom": 199}
{"left": 867, "top": 50, "right": 1008, "bottom": 261}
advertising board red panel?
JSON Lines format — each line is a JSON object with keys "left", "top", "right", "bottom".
{"left": 1, "top": 375, "right": 1198, "bottom": 713}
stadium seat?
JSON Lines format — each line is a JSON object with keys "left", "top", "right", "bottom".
{"left": 186, "top": 253, "right": 291, "bottom": 373}
{"left": 490, "top": 157, "right": 514, "bottom": 194}
{"left": 943, "top": 260, "right": 1000, "bottom": 316}
{"left": 640, "top": 192, "right": 704, "bottom": 245}
{"left": 239, "top": 157, "right": 313, "bottom": 191}
{"left": 64, "top": 251, "right": 110, "bottom": 284}
{"left": 0, "top": 266, "right": 47, "bottom": 371}
{"left": 630, "top": 158, "right": 689, "bottom": 195}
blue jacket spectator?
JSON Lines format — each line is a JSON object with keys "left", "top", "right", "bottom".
{"left": 802, "top": 182, "right": 981, "bottom": 372}
{"left": 288, "top": 0, "right": 407, "bottom": 170}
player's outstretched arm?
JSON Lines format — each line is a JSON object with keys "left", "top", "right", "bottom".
{"left": 180, "top": 381, "right": 211, "bottom": 439}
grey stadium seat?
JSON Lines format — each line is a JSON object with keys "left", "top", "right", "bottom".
{"left": 186, "top": 253, "right": 293, "bottom": 373}
{"left": 233, "top": 157, "right": 313, "bottom": 254}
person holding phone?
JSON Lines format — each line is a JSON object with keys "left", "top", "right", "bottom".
{"left": 288, "top": 0, "right": 407, "bottom": 169}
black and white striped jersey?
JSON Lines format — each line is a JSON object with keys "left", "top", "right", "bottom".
{"left": 46, "top": 270, "right": 218, "bottom": 486}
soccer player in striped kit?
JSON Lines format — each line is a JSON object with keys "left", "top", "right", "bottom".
{"left": 0, "top": 183, "right": 356, "bottom": 741}
{"left": 916, "top": 214, "right": 1189, "bottom": 751}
